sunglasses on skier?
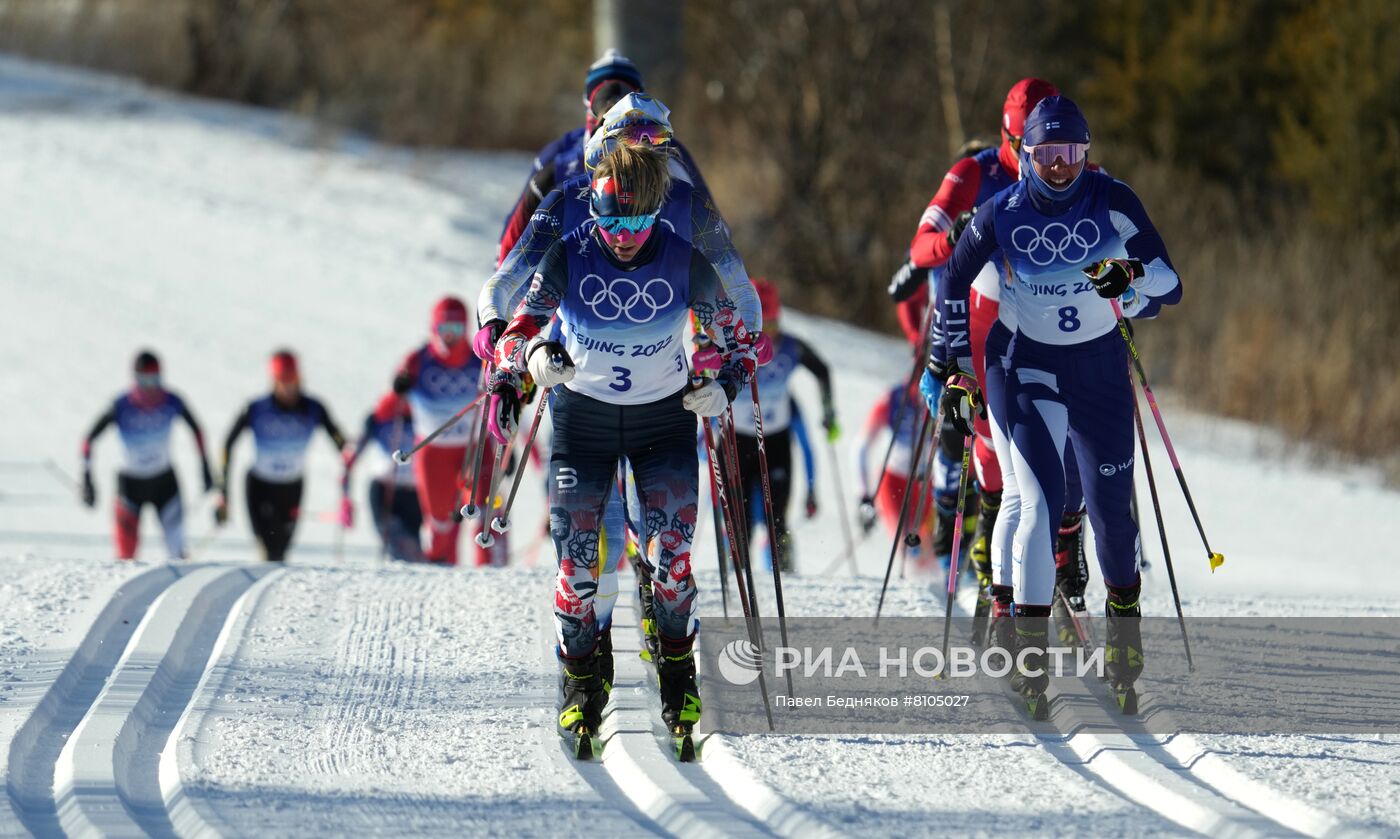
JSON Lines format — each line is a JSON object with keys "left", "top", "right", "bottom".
{"left": 436, "top": 321, "right": 467, "bottom": 340}
{"left": 135, "top": 372, "right": 160, "bottom": 389}
{"left": 592, "top": 212, "right": 659, "bottom": 235}
{"left": 1026, "top": 142, "right": 1089, "bottom": 166}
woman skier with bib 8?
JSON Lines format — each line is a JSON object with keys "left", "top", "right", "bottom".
{"left": 926, "top": 95, "right": 1182, "bottom": 715}
{"left": 493, "top": 141, "right": 755, "bottom": 760}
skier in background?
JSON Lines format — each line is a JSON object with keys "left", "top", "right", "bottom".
{"left": 928, "top": 94, "right": 1182, "bottom": 710}
{"left": 393, "top": 296, "right": 502, "bottom": 567}
{"left": 216, "top": 349, "right": 345, "bottom": 563}
{"left": 493, "top": 141, "right": 755, "bottom": 758}
{"left": 80, "top": 349, "right": 213, "bottom": 560}
{"left": 342, "top": 391, "right": 424, "bottom": 562}
{"left": 855, "top": 372, "right": 934, "bottom": 563}
{"left": 728, "top": 278, "right": 835, "bottom": 573}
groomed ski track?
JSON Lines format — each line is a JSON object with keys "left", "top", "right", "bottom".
{"left": 938, "top": 588, "right": 1378, "bottom": 839}
{"left": 538, "top": 589, "right": 843, "bottom": 838}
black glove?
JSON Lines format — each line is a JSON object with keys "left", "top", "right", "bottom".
{"left": 200, "top": 460, "right": 214, "bottom": 493}
{"left": 804, "top": 491, "right": 818, "bottom": 519}
{"left": 392, "top": 371, "right": 413, "bottom": 396}
{"left": 887, "top": 259, "right": 931, "bottom": 304}
{"left": 81, "top": 470, "right": 96, "bottom": 508}
{"left": 213, "top": 494, "right": 229, "bottom": 526}
{"left": 1083, "top": 258, "right": 1142, "bottom": 299}
{"left": 939, "top": 368, "right": 984, "bottom": 438}
{"left": 946, "top": 210, "right": 974, "bottom": 248}
{"left": 858, "top": 495, "right": 877, "bottom": 534}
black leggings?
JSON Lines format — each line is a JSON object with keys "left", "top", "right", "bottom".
{"left": 735, "top": 429, "right": 793, "bottom": 549}
{"left": 245, "top": 472, "right": 303, "bottom": 562}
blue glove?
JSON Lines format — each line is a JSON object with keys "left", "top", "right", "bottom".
{"left": 919, "top": 367, "right": 943, "bottom": 414}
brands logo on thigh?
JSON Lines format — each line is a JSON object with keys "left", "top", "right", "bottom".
{"left": 1010, "top": 219, "right": 1101, "bottom": 267}
{"left": 580, "top": 273, "right": 674, "bottom": 323}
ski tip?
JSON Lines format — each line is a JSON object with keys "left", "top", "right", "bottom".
{"left": 1027, "top": 694, "right": 1049, "bottom": 721}
{"left": 673, "top": 732, "right": 696, "bottom": 762}
{"left": 571, "top": 727, "right": 597, "bottom": 760}
{"left": 1209, "top": 552, "right": 1225, "bottom": 572}
{"left": 1116, "top": 687, "right": 1139, "bottom": 716}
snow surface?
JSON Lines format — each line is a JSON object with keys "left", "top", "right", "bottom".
{"left": 3, "top": 53, "right": 1400, "bottom": 836}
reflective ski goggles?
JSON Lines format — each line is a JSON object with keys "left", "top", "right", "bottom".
{"left": 592, "top": 212, "right": 659, "bottom": 235}
{"left": 1026, "top": 141, "right": 1089, "bottom": 166}
{"left": 135, "top": 372, "right": 161, "bottom": 389}
{"left": 436, "top": 321, "right": 467, "bottom": 339}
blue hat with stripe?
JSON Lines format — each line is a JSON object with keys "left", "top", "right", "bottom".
{"left": 585, "top": 49, "right": 644, "bottom": 99}
{"left": 1022, "top": 95, "right": 1091, "bottom": 148}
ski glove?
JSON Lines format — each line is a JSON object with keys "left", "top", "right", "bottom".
{"left": 691, "top": 344, "right": 722, "bottom": 376}
{"left": 887, "top": 257, "right": 930, "bottom": 304}
{"left": 754, "top": 333, "right": 775, "bottom": 367}
{"left": 946, "top": 210, "right": 974, "bottom": 249}
{"left": 392, "top": 371, "right": 413, "bottom": 396}
{"left": 81, "top": 470, "right": 96, "bottom": 508}
{"left": 1083, "top": 258, "right": 1142, "bottom": 299}
{"left": 822, "top": 403, "right": 840, "bottom": 441}
{"left": 473, "top": 318, "right": 506, "bottom": 363}
{"left": 683, "top": 379, "right": 730, "bottom": 417}
{"left": 213, "top": 494, "right": 229, "bottom": 526}
{"left": 919, "top": 367, "right": 943, "bottom": 415}
{"left": 487, "top": 372, "right": 522, "bottom": 446}
{"left": 338, "top": 497, "right": 354, "bottom": 528}
{"left": 526, "top": 339, "right": 575, "bottom": 389}
{"left": 940, "top": 372, "right": 983, "bottom": 438}
{"left": 805, "top": 491, "right": 818, "bottom": 519}
{"left": 858, "top": 495, "right": 877, "bottom": 534}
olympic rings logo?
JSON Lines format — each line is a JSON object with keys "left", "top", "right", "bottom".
{"left": 422, "top": 367, "right": 476, "bottom": 396}
{"left": 579, "top": 274, "right": 675, "bottom": 323}
{"left": 1010, "top": 219, "right": 1101, "bottom": 267}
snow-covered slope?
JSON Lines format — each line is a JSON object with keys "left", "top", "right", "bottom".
{"left": 3, "top": 54, "right": 1400, "bottom": 837}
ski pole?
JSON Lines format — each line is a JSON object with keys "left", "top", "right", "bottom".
{"left": 870, "top": 299, "right": 936, "bottom": 502}
{"left": 391, "top": 392, "right": 487, "bottom": 464}
{"left": 1126, "top": 350, "right": 1194, "bottom": 671}
{"left": 701, "top": 424, "right": 732, "bottom": 619}
{"left": 720, "top": 407, "right": 767, "bottom": 642}
{"left": 937, "top": 433, "right": 974, "bottom": 670}
{"left": 1111, "top": 300, "right": 1224, "bottom": 573}
{"left": 824, "top": 438, "right": 859, "bottom": 576}
{"left": 702, "top": 407, "right": 774, "bottom": 728}
{"left": 747, "top": 380, "right": 795, "bottom": 698}
{"left": 459, "top": 367, "right": 497, "bottom": 521}
{"left": 43, "top": 458, "right": 83, "bottom": 495}
{"left": 489, "top": 394, "right": 549, "bottom": 535}
{"left": 875, "top": 411, "right": 933, "bottom": 622}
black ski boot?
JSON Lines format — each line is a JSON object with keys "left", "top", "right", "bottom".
{"left": 970, "top": 490, "right": 1001, "bottom": 645}
{"left": 634, "top": 555, "right": 660, "bottom": 663}
{"left": 656, "top": 636, "right": 702, "bottom": 762}
{"left": 1052, "top": 509, "right": 1089, "bottom": 646}
{"left": 931, "top": 499, "right": 957, "bottom": 567}
{"left": 987, "top": 585, "right": 1015, "bottom": 654}
{"left": 1105, "top": 581, "right": 1144, "bottom": 714}
{"left": 596, "top": 625, "right": 615, "bottom": 696}
{"left": 1008, "top": 606, "right": 1052, "bottom": 721}
{"left": 558, "top": 651, "right": 607, "bottom": 759}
